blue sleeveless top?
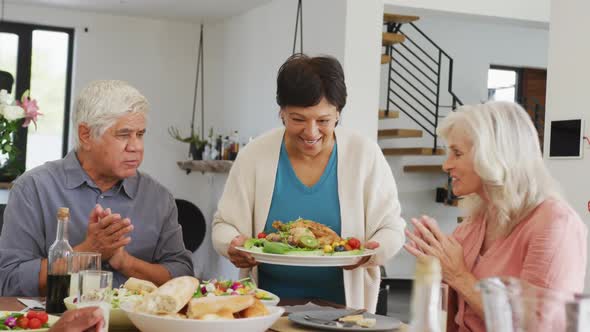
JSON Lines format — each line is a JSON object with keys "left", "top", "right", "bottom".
{"left": 257, "top": 140, "right": 344, "bottom": 304}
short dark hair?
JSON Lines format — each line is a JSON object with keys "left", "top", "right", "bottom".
{"left": 276, "top": 54, "right": 347, "bottom": 112}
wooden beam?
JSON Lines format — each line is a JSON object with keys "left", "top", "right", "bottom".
{"left": 378, "top": 129, "right": 423, "bottom": 139}
{"left": 382, "top": 147, "right": 445, "bottom": 156}
{"left": 383, "top": 13, "right": 420, "bottom": 24}
{"left": 382, "top": 32, "right": 405, "bottom": 46}
{"left": 381, "top": 54, "right": 391, "bottom": 64}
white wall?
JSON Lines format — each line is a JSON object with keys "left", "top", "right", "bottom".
{"left": 342, "top": 0, "right": 383, "bottom": 141}
{"left": 205, "top": 0, "right": 349, "bottom": 139}
{"left": 381, "top": 8, "right": 550, "bottom": 278}
{"left": 384, "top": 0, "right": 550, "bottom": 23}
{"left": 545, "top": 0, "right": 590, "bottom": 289}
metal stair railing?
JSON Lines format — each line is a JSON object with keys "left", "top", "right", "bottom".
{"left": 384, "top": 21, "right": 464, "bottom": 153}
{"left": 383, "top": 19, "right": 465, "bottom": 205}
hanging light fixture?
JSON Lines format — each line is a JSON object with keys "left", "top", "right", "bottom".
{"left": 191, "top": 23, "right": 205, "bottom": 144}
{"left": 292, "top": 0, "right": 303, "bottom": 55}
{"left": 169, "top": 23, "right": 206, "bottom": 161}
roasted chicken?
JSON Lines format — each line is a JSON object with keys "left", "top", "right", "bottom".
{"left": 272, "top": 219, "right": 341, "bottom": 246}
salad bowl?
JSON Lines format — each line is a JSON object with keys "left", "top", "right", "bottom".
{"left": 121, "top": 302, "right": 284, "bottom": 332}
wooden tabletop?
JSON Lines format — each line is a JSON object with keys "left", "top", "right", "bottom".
{"left": 0, "top": 297, "right": 345, "bottom": 332}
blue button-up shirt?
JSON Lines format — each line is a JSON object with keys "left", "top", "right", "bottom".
{"left": 0, "top": 151, "right": 194, "bottom": 296}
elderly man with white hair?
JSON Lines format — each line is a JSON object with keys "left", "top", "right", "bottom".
{"left": 0, "top": 80, "right": 194, "bottom": 296}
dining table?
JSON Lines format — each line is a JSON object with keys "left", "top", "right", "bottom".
{"left": 0, "top": 297, "right": 408, "bottom": 332}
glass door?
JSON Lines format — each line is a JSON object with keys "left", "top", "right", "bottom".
{"left": 0, "top": 21, "right": 73, "bottom": 181}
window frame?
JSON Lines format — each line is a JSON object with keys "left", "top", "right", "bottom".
{"left": 488, "top": 64, "right": 523, "bottom": 103}
{"left": 0, "top": 20, "right": 74, "bottom": 181}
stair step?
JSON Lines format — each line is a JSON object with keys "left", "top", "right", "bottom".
{"left": 383, "top": 13, "right": 420, "bottom": 24}
{"left": 403, "top": 165, "right": 445, "bottom": 173}
{"left": 378, "top": 129, "right": 423, "bottom": 138}
{"left": 382, "top": 147, "right": 445, "bottom": 156}
{"left": 379, "top": 110, "right": 399, "bottom": 119}
{"left": 382, "top": 32, "right": 405, "bottom": 46}
{"left": 381, "top": 54, "right": 391, "bottom": 64}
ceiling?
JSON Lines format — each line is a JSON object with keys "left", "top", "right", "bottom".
{"left": 5, "top": 0, "right": 273, "bottom": 22}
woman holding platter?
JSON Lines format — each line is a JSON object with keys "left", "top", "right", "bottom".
{"left": 212, "top": 54, "right": 406, "bottom": 312}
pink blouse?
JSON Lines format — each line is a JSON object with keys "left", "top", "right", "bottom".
{"left": 452, "top": 199, "right": 588, "bottom": 332}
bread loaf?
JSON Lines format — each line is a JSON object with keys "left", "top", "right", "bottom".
{"left": 135, "top": 276, "right": 199, "bottom": 314}
{"left": 124, "top": 277, "right": 157, "bottom": 294}
{"left": 187, "top": 295, "right": 255, "bottom": 319}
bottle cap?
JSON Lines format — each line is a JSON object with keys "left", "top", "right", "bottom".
{"left": 57, "top": 207, "right": 70, "bottom": 220}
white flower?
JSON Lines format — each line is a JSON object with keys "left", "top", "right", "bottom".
{"left": 1, "top": 105, "right": 25, "bottom": 121}
{"left": 0, "top": 89, "right": 13, "bottom": 105}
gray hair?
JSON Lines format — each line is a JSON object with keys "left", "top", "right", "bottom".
{"left": 73, "top": 80, "right": 149, "bottom": 148}
{"left": 438, "top": 101, "right": 561, "bottom": 233}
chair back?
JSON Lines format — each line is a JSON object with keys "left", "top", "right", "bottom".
{"left": 174, "top": 199, "right": 206, "bottom": 252}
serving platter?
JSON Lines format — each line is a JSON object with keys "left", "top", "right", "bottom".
{"left": 236, "top": 247, "right": 375, "bottom": 267}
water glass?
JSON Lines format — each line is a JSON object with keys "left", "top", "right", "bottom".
{"left": 69, "top": 252, "right": 101, "bottom": 298}
{"left": 78, "top": 270, "right": 112, "bottom": 332}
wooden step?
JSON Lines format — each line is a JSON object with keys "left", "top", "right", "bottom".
{"left": 381, "top": 54, "right": 391, "bottom": 64}
{"left": 379, "top": 110, "right": 399, "bottom": 119}
{"left": 382, "top": 32, "right": 405, "bottom": 46}
{"left": 403, "top": 165, "right": 444, "bottom": 173}
{"left": 382, "top": 147, "right": 445, "bottom": 156}
{"left": 378, "top": 129, "right": 423, "bottom": 139}
{"left": 383, "top": 13, "right": 420, "bottom": 24}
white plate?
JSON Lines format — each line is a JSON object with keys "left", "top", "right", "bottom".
{"left": 236, "top": 247, "right": 375, "bottom": 267}
{"left": 0, "top": 311, "right": 59, "bottom": 331}
{"left": 64, "top": 296, "right": 135, "bottom": 329}
{"left": 120, "top": 302, "right": 284, "bottom": 332}
{"left": 289, "top": 310, "right": 402, "bottom": 331}
{"left": 258, "top": 289, "right": 280, "bottom": 306}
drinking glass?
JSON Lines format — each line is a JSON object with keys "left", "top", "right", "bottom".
{"left": 69, "top": 252, "right": 101, "bottom": 298}
{"left": 78, "top": 270, "right": 112, "bottom": 332}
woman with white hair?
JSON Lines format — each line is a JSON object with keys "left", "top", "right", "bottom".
{"left": 404, "top": 101, "right": 587, "bottom": 332}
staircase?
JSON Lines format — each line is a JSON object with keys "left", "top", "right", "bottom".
{"left": 379, "top": 13, "right": 464, "bottom": 205}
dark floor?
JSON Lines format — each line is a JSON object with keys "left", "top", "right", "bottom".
{"left": 382, "top": 279, "right": 412, "bottom": 323}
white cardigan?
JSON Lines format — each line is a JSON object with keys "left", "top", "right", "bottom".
{"left": 212, "top": 127, "right": 406, "bottom": 312}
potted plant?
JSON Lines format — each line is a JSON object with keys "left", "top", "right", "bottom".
{"left": 168, "top": 126, "right": 207, "bottom": 160}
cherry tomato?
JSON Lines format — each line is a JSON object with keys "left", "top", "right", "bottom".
{"left": 36, "top": 311, "right": 49, "bottom": 324}
{"left": 28, "top": 318, "right": 42, "bottom": 329}
{"left": 26, "top": 311, "right": 38, "bottom": 320}
{"left": 17, "top": 317, "right": 29, "bottom": 329}
{"left": 257, "top": 232, "right": 267, "bottom": 239}
{"left": 348, "top": 237, "right": 361, "bottom": 250}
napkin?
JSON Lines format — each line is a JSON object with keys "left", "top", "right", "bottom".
{"left": 280, "top": 301, "right": 336, "bottom": 314}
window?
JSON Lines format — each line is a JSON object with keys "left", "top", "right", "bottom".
{"left": 487, "top": 66, "right": 519, "bottom": 102}
{"left": 0, "top": 21, "right": 73, "bottom": 181}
